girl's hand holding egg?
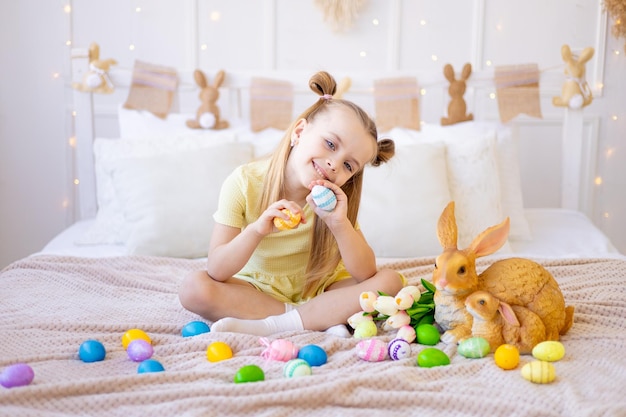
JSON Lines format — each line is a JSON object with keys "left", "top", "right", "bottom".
{"left": 273, "top": 209, "right": 302, "bottom": 231}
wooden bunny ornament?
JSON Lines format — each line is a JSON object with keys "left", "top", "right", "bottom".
{"left": 440, "top": 63, "right": 474, "bottom": 126}
{"left": 552, "top": 44, "right": 594, "bottom": 109}
{"left": 465, "top": 290, "right": 547, "bottom": 354}
{"left": 187, "top": 69, "right": 229, "bottom": 130}
{"left": 432, "top": 201, "right": 574, "bottom": 345}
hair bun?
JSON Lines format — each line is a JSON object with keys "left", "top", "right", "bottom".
{"left": 372, "top": 138, "right": 395, "bottom": 166}
{"left": 309, "top": 71, "right": 337, "bottom": 98}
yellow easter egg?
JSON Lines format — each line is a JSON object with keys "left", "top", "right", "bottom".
{"left": 494, "top": 344, "right": 520, "bottom": 370}
{"left": 122, "top": 329, "right": 152, "bottom": 350}
{"left": 273, "top": 209, "right": 301, "bottom": 231}
{"left": 206, "top": 341, "right": 233, "bottom": 362}
{"left": 532, "top": 341, "right": 565, "bottom": 362}
{"left": 521, "top": 360, "right": 556, "bottom": 384}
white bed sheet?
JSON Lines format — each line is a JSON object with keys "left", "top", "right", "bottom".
{"left": 37, "top": 209, "right": 624, "bottom": 260}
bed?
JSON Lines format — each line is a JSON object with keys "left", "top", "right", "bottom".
{"left": 2, "top": 62, "right": 625, "bottom": 416}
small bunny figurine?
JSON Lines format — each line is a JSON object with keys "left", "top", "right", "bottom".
{"left": 552, "top": 44, "right": 594, "bottom": 109}
{"left": 72, "top": 42, "right": 117, "bottom": 94}
{"left": 440, "top": 63, "right": 474, "bottom": 126}
{"left": 187, "top": 69, "right": 229, "bottom": 130}
{"left": 432, "top": 201, "right": 574, "bottom": 345}
{"left": 465, "top": 290, "right": 547, "bottom": 354}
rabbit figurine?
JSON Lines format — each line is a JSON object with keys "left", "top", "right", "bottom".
{"left": 465, "top": 290, "right": 547, "bottom": 354}
{"left": 432, "top": 201, "right": 574, "bottom": 345}
{"left": 552, "top": 44, "right": 594, "bottom": 109}
{"left": 440, "top": 63, "right": 474, "bottom": 126}
{"left": 187, "top": 69, "right": 229, "bottom": 130}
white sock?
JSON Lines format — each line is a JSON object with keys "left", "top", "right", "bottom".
{"left": 211, "top": 310, "right": 304, "bottom": 336}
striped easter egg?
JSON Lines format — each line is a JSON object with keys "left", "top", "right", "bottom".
{"left": 355, "top": 339, "right": 388, "bottom": 362}
{"left": 458, "top": 337, "right": 491, "bottom": 359}
{"left": 283, "top": 359, "right": 312, "bottom": 378}
{"left": 311, "top": 185, "right": 337, "bottom": 211}
{"left": 521, "top": 360, "right": 556, "bottom": 384}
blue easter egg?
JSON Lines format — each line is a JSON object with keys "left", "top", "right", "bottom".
{"left": 297, "top": 344, "right": 327, "bottom": 367}
{"left": 181, "top": 320, "right": 211, "bottom": 337}
{"left": 0, "top": 363, "right": 35, "bottom": 388}
{"left": 137, "top": 359, "right": 164, "bottom": 374}
{"left": 79, "top": 340, "right": 106, "bottom": 363}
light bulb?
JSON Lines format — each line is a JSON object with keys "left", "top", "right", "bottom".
{"left": 64, "top": 5, "right": 71, "bottom": 13}
{"left": 594, "top": 176, "right": 603, "bottom": 185}
{"left": 372, "top": 18, "right": 379, "bottom": 26}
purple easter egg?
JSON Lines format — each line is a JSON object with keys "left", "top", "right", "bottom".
{"left": 127, "top": 339, "right": 154, "bottom": 362}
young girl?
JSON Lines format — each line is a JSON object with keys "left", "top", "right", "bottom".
{"left": 178, "top": 71, "right": 404, "bottom": 336}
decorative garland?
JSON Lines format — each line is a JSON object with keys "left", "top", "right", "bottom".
{"left": 314, "top": 0, "right": 366, "bottom": 32}
{"left": 604, "top": 0, "right": 626, "bottom": 52}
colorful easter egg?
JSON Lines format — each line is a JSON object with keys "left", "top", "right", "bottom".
{"left": 206, "top": 341, "right": 233, "bottom": 362}
{"left": 311, "top": 185, "right": 337, "bottom": 211}
{"left": 0, "top": 363, "right": 34, "bottom": 388}
{"left": 137, "top": 359, "right": 164, "bottom": 374}
{"left": 388, "top": 338, "right": 411, "bottom": 361}
{"left": 355, "top": 339, "right": 388, "bottom": 362}
{"left": 127, "top": 339, "right": 154, "bottom": 362}
{"left": 122, "top": 329, "right": 152, "bottom": 349}
{"left": 79, "top": 339, "right": 106, "bottom": 363}
{"left": 532, "top": 341, "right": 565, "bottom": 362}
{"left": 297, "top": 344, "right": 327, "bottom": 367}
{"left": 521, "top": 361, "right": 556, "bottom": 384}
{"left": 417, "top": 348, "right": 450, "bottom": 368}
{"left": 260, "top": 338, "right": 299, "bottom": 361}
{"left": 458, "top": 337, "right": 491, "bottom": 359}
{"left": 273, "top": 209, "right": 301, "bottom": 231}
{"left": 234, "top": 365, "right": 265, "bottom": 383}
{"left": 353, "top": 320, "right": 378, "bottom": 339}
{"left": 494, "top": 344, "right": 520, "bottom": 370}
{"left": 181, "top": 321, "right": 211, "bottom": 337}
{"left": 283, "top": 359, "right": 313, "bottom": 377}
{"left": 416, "top": 323, "right": 440, "bottom": 346}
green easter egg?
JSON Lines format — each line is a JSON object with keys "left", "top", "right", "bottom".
{"left": 353, "top": 320, "right": 377, "bottom": 339}
{"left": 234, "top": 364, "right": 265, "bottom": 383}
{"left": 458, "top": 337, "right": 491, "bottom": 358}
{"left": 417, "top": 348, "right": 450, "bottom": 368}
{"left": 416, "top": 324, "right": 440, "bottom": 346}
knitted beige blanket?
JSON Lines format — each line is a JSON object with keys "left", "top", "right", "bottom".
{"left": 1, "top": 255, "right": 625, "bottom": 416}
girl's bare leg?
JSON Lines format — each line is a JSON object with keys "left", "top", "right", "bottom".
{"left": 178, "top": 270, "right": 285, "bottom": 321}
{"left": 206, "top": 269, "right": 404, "bottom": 336}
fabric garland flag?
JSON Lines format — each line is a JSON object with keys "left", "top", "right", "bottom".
{"left": 494, "top": 64, "right": 542, "bottom": 123}
{"left": 249, "top": 77, "right": 294, "bottom": 132}
{"left": 374, "top": 77, "right": 421, "bottom": 132}
{"left": 123, "top": 60, "right": 178, "bottom": 119}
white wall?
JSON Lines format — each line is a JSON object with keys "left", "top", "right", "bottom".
{"left": 1, "top": 0, "right": 625, "bottom": 268}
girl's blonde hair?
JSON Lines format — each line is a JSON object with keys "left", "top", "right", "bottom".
{"left": 260, "top": 71, "right": 395, "bottom": 298}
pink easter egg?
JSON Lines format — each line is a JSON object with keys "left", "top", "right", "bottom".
{"left": 260, "top": 338, "right": 299, "bottom": 361}
{"left": 355, "top": 339, "right": 388, "bottom": 362}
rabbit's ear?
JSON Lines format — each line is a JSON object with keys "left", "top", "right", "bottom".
{"left": 89, "top": 42, "right": 100, "bottom": 61}
{"left": 213, "top": 70, "right": 226, "bottom": 88}
{"left": 194, "top": 69, "right": 208, "bottom": 88}
{"left": 467, "top": 217, "right": 510, "bottom": 257}
{"left": 460, "top": 63, "right": 472, "bottom": 81}
{"left": 561, "top": 44, "right": 573, "bottom": 62}
{"left": 437, "top": 201, "right": 458, "bottom": 250}
{"left": 498, "top": 301, "right": 520, "bottom": 326}
{"left": 443, "top": 64, "right": 456, "bottom": 82}
{"left": 578, "top": 47, "right": 595, "bottom": 64}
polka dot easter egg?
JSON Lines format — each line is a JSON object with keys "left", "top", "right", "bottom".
{"left": 311, "top": 185, "right": 337, "bottom": 211}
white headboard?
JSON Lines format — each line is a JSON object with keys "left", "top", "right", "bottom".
{"left": 69, "top": 48, "right": 597, "bottom": 222}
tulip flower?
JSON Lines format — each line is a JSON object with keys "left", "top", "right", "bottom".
{"left": 373, "top": 295, "right": 398, "bottom": 316}
{"left": 359, "top": 291, "right": 378, "bottom": 313}
{"left": 347, "top": 311, "right": 373, "bottom": 329}
{"left": 385, "top": 310, "right": 411, "bottom": 329}
{"left": 397, "top": 285, "right": 421, "bottom": 302}
{"left": 394, "top": 292, "right": 414, "bottom": 310}
{"left": 396, "top": 324, "right": 417, "bottom": 343}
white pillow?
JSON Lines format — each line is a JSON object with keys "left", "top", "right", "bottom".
{"left": 435, "top": 128, "right": 509, "bottom": 250}
{"left": 109, "top": 143, "right": 253, "bottom": 258}
{"left": 359, "top": 140, "right": 451, "bottom": 257}
{"left": 78, "top": 133, "right": 240, "bottom": 245}
{"left": 423, "top": 122, "right": 531, "bottom": 241}
{"left": 118, "top": 105, "right": 199, "bottom": 139}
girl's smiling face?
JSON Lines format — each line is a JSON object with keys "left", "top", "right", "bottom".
{"left": 285, "top": 106, "right": 376, "bottom": 198}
